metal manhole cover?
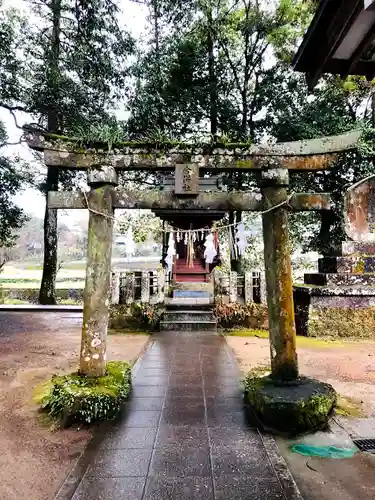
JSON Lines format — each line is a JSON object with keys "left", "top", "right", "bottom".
{"left": 353, "top": 439, "right": 375, "bottom": 453}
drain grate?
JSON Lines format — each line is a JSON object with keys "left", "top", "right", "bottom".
{"left": 353, "top": 439, "right": 375, "bottom": 453}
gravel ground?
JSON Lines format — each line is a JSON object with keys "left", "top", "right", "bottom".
{"left": 227, "top": 335, "right": 375, "bottom": 415}
{"left": 227, "top": 335, "right": 375, "bottom": 500}
{"left": 0, "top": 312, "right": 149, "bottom": 500}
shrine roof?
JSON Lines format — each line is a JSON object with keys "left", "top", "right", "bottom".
{"left": 24, "top": 128, "right": 363, "bottom": 172}
{"left": 293, "top": 0, "right": 375, "bottom": 88}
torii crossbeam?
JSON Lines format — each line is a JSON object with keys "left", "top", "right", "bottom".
{"left": 25, "top": 130, "right": 361, "bottom": 379}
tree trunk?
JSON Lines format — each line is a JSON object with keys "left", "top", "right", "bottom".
{"left": 317, "top": 210, "right": 341, "bottom": 256}
{"left": 229, "top": 212, "right": 237, "bottom": 272}
{"left": 207, "top": 9, "right": 218, "bottom": 136}
{"left": 232, "top": 210, "right": 244, "bottom": 274}
{"left": 39, "top": 168, "right": 59, "bottom": 304}
{"left": 152, "top": 0, "right": 164, "bottom": 130}
{"left": 39, "top": 0, "right": 61, "bottom": 305}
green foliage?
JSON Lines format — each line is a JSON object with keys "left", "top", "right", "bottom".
{"left": 128, "top": 0, "right": 312, "bottom": 139}
{"left": 0, "top": 159, "right": 28, "bottom": 249}
{"left": 0, "top": 6, "right": 26, "bottom": 103}
{"left": 359, "top": 126, "right": 375, "bottom": 157}
{"left": 118, "top": 211, "right": 163, "bottom": 244}
{"left": 214, "top": 301, "right": 268, "bottom": 330}
{"left": 261, "top": 68, "right": 375, "bottom": 254}
{"left": 109, "top": 303, "right": 165, "bottom": 331}
{"left": 73, "top": 123, "right": 126, "bottom": 150}
{"left": 20, "top": 0, "right": 135, "bottom": 133}
{"left": 35, "top": 361, "right": 131, "bottom": 426}
{"left": 0, "top": 125, "right": 31, "bottom": 251}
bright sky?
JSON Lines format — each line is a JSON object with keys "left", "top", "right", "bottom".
{"left": 3, "top": 0, "right": 147, "bottom": 225}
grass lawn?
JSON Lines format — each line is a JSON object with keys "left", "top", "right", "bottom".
{"left": 224, "top": 328, "right": 346, "bottom": 348}
{"left": 1, "top": 281, "right": 84, "bottom": 289}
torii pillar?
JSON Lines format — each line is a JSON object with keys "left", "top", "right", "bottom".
{"left": 80, "top": 166, "right": 117, "bottom": 377}
{"left": 261, "top": 168, "right": 297, "bottom": 380}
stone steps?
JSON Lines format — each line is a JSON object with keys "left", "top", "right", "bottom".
{"left": 176, "top": 274, "right": 206, "bottom": 282}
{"left": 165, "top": 297, "right": 214, "bottom": 306}
{"left": 163, "top": 309, "right": 214, "bottom": 322}
{"left": 160, "top": 320, "right": 217, "bottom": 331}
{"left": 161, "top": 285, "right": 217, "bottom": 330}
{"left": 174, "top": 281, "right": 213, "bottom": 291}
{"left": 173, "top": 290, "right": 211, "bottom": 298}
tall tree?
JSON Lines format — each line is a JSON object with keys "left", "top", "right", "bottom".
{"left": 0, "top": 125, "right": 30, "bottom": 267}
{"left": 0, "top": 4, "right": 31, "bottom": 266}
{"left": 261, "top": 67, "right": 375, "bottom": 254}
{"left": 16, "top": 0, "right": 134, "bottom": 303}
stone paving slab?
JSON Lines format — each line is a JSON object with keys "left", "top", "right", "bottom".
{"left": 56, "top": 330, "right": 303, "bottom": 500}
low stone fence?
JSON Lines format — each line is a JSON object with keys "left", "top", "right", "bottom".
{"left": 111, "top": 269, "right": 267, "bottom": 305}
{"left": 213, "top": 270, "right": 267, "bottom": 304}
{"left": 111, "top": 269, "right": 168, "bottom": 305}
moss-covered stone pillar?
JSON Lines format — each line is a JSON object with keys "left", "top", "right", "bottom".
{"left": 261, "top": 168, "right": 298, "bottom": 381}
{"left": 80, "top": 166, "right": 117, "bottom": 377}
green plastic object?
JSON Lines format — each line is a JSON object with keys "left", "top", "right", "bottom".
{"left": 290, "top": 444, "right": 357, "bottom": 459}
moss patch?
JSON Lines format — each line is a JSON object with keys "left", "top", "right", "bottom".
{"left": 336, "top": 395, "right": 365, "bottom": 418}
{"left": 225, "top": 328, "right": 345, "bottom": 348}
{"left": 108, "top": 329, "right": 150, "bottom": 336}
{"left": 34, "top": 361, "right": 131, "bottom": 427}
{"left": 246, "top": 365, "right": 271, "bottom": 378}
{"left": 225, "top": 329, "right": 269, "bottom": 338}
{"left": 244, "top": 374, "right": 337, "bottom": 435}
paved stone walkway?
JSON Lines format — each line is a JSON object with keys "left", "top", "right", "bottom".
{"left": 60, "top": 330, "right": 301, "bottom": 500}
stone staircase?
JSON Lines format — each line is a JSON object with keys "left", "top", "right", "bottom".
{"left": 175, "top": 258, "right": 208, "bottom": 282}
{"left": 160, "top": 281, "right": 217, "bottom": 331}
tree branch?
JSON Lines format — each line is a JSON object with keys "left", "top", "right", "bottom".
{"left": 0, "top": 140, "right": 22, "bottom": 149}
{"left": 218, "top": 38, "right": 242, "bottom": 97}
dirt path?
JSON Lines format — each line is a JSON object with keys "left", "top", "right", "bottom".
{"left": 228, "top": 335, "right": 375, "bottom": 500}
{"left": 227, "top": 335, "right": 375, "bottom": 416}
{"left": 0, "top": 312, "right": 149, "bottom": 500}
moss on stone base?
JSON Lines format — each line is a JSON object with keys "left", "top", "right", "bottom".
{"left": 35, "top": 361, "right": 131, "bottom": 427}
{"left": 244, "top": 374, "right": 337, "bottom": 435}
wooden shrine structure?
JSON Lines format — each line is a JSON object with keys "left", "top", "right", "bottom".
{"left": 25, "top": 129, "right": 361, "bottom": 379}
{"left": 157, "top": 174, "right": 223, "bottom": 282}
{"left": 293, "top": 0, "right": 375, "bottom": 88}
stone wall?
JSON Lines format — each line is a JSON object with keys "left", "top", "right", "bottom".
{"left": 294, "top": 286, "right": 375, "bottom": 338}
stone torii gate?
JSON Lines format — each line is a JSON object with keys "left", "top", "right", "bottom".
{"left": 25, "top": 129, "right": 361, "bottom": 379}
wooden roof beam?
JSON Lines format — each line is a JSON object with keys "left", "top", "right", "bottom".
{"left": 343, "top": 17, "right": 375, "bottom": 79}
